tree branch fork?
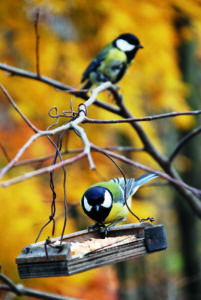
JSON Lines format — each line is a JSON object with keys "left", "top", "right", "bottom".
{"left": 0, "top": 63, "right": 201, "bottom": 217}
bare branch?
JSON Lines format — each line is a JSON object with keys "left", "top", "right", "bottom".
{"left": 169, "top": 126, "right": 201, "bottom": 162}
{"left": 100, "top": 89, "right": 201, "bottom": 218}
{"left": 0, "top": 63, "right": 200, "bottom": 219}
{"left": 92, "top": 145, "right": 155, "bottom": 223}
{"left": 2, "top": 141, "right": 200, "bottom": 200}
{"left": 0, "top": 82, "right": 115, "bottom": 180}
{"left": 72, "top": 124, "right": 95, "bottom": 169}
{"left": 0, "top": 152, "right": 86, "bottom": 187}
{"left": 0, "top": 272, "right": 79, "bottom": 300}
{"left": 0, "top": 63, "right": 120, "bottom": 114}
{"left": 84, "top": 110, "right": 201, "bottom": 124}
{"left": 0, "top": 83, "right": 38, "bottom": 133}
{"left": 0, "top": 62, "right": 73, "bottom": 90}
{"left": 13, "top": 145, "right": 144, "bottom": 168}
{"left": 34, "top": 7, "right": 40, "bottom": 76}
{"left": 0, "top": 143, "right": 10, "bottom": 162}
{"left": 0, "top": 272, "right": 21, "bottom": 296}
{"left": 91, "top": 145, "right": 201, "bottom": 197}
{"left": 0, "top": 132, "right": 41, "bottom": 179}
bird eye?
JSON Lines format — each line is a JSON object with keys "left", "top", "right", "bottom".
{"left": 116, "top": 39, "right": 135, "bottom": 52}
{"left": 83, "top": 196, "right": 92, "bottom": 212}
{"left": 102, "top": 190, "right": 112, "bottom": 208}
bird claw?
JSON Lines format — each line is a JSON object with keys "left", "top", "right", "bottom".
{"left": 139, "top": 217, "right": 155, "bottom": 223}
{"left": 87, "top": 222, "right": 105, "bottom": 232}
{"left": 99, "top": 226, "right": 108, "bottom": 238}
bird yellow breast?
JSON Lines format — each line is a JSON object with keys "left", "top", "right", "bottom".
{"left": 98, "top": 48, "right": 127, "bottom": 82}
{"left": 103, "top": 196, "right": 131, "bottom": 224}
{"left": 104, "top": 48, "right": 127, "bottom": 63}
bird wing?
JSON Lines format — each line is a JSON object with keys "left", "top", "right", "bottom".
{"left": 81, "top": 43, "right": 113, "bottom": 83}
{"left": 134, "top": 173, "right": 158, "bottom": 189}
{"left": 111, "top": 173, "right": 158, "bottom": 202}
{"left": 110, "top": 177, "right": 136, "bottom": 202}
{"left": 81, "top": 56, "right": 105, "bottom": 83}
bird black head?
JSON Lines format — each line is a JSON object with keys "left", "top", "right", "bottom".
{"left": 81, "top": 186, "right": 113, "bottom": 223}
{"left": 113, "top": 33, "right": 143, "bottom": 62}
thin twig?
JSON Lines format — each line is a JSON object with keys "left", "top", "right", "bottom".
{"left": 0, "top": 82, "right": 113, "bottom": 179}
{"left": 102, "top": 89, "right": 201, "bottom": 217}
{"left": 0, "top": 272, "right": 79, "bottom": 300}
{"left": 35, "top": 133, "right": 68, "bottom": 243}
{"left": 0, "top": 63, "right": 201, "bottom": 219}
{"left": 72, "top": 123, "right": 95, "bottom": 169}
{"left": 34, "top": 7, "right": 40, "bottom": 76}
{"left": 13, "top": 146, "right": 145, "bottom": 167}
{"left": 0, "top": 62, "right": 120, "bottom": 114}
{"left": 1, "top": 143, "right": 200, "bottom": 199}
{"left": 0, "top": 132, "right": 41, "bottom": 179}
{"left": 0, "top": 143, "right": 10, "bottom": 162}
{"left": 169, "top": 126, "right": 201, "bottom": 162}
{"left": 0, "top": 152, "right": 86, "bottom": 187}
{"left": 91, "top": 145, "right": 201, "bottom": 197}
{"left": 0, "top": 273, "right": 21, "bottom": 296}
{"left": 0, "top": 83, "right": 38, "bottom": 133}
{"left": 84, "top": 110, "right": 201, "bottom": 124}
{"left": 93, "top": 147, "right": 155, "bottom": 223}
{"left": 0, "top": 62, "right": 73, "bottom": 90}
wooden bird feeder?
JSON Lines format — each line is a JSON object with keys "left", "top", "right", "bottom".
{"left": 16, "top": 223, "right": 168, "bottom": 279}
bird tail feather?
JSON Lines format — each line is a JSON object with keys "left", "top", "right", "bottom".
{"left": 133, "top": 173, "right": 159, "bottom": 194}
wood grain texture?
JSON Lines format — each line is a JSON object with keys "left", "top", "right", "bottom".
{"left": 16, "top": 223, "right": 167, "bottom": 278}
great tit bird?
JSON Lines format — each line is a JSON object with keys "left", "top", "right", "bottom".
{"left": 81, "top": 173, "right": 158, "bottom": 236}
{"left": 81, "top": 33, "right": 143, "bottom": 89}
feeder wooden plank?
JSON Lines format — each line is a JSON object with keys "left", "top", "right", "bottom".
{"left": 67, "top": 238, "right": 146, "bottom": 275}
{"left": 16, "top": 223, "right": 168, "bottom": 278}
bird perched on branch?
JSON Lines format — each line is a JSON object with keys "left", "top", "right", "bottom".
{"left": 81, "top": 173, "right": 158, "bottom": 237}
{"left": 81, "top": 33, "right": 143, "bottom": 89}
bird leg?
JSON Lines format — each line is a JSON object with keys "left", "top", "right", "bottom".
{"left": 100, "top": 218, "right": 126, "bottom": 237}
{"left": 87, "top": 222, "right": 105, "bottom": 232}
{"left": 128, "top": 210, "right": 155, "bottom": 223}
{"left": 108, "top": 85, "right": 123, "bottom": 104}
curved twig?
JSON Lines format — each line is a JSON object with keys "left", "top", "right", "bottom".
{"left": 93, "top": 147, "right": 155, "bottom": 223}
{"left": 169, "top": 126, "right": 201, "bottom": 162}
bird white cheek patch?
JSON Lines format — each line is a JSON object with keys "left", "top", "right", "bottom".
{"left": 102, "top": 190, "right": 112, "bottom": 208}
{"left": 83, "top": 196, "right": 92, "bottom": 212}
{"left": 116, "top": 39, "right": 135, "bottom": 52}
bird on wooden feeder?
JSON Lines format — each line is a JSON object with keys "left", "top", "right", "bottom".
{"left": 81, "top": 173, "right": 158, "bottom": 236}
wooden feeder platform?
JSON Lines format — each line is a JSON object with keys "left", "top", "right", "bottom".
{"left": 16, "top": 223, "right": 168, "bottom": 279}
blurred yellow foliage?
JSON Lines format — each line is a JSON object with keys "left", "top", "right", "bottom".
{"left": 0, "top": 0, "right": 201, "bottom": 299}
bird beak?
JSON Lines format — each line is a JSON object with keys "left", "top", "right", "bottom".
{"left": 138, "top": 44, "right": 144, "bottom": 49}
{"left": 95, "top": 205, "right": 100, "bottom": 212}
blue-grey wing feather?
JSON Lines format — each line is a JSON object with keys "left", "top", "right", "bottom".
{"left": 134, "top": 173, "right": 158, "bottom": 187}
{"left": 110, "top": 177, "right": 136, "bottom": 201}
{"left": 111, "top": 173, "right": 158, "bottom": 203}
{"left": 81, "top": 56, "right": 105, "bottom": 83}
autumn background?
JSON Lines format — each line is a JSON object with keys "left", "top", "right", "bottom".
{"left": 0, "top": 0, "right": 201, "bottom": 299}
